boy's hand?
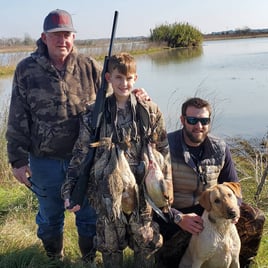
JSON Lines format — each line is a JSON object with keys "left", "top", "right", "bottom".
{"left": 61, "top": 179, "right": 80, "bottom": 211}
{"left": 64, "top": 198, "right": 81, "bottom": 212}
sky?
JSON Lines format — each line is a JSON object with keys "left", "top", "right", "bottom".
{"left": 1, "top": 0, "right": 268, "bottom": 40}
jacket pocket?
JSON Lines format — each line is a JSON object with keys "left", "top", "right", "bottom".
{"left": 31, "top": 117, "right": 79, "bottom": 157}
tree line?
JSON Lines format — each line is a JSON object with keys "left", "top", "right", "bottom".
{"left": 0, "top": 22, "right": 204, "bottom": 49}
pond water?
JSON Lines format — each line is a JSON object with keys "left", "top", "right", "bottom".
{"left": 1, "top": 38, "right": 267, "bottom": 139}
{"left": 134, "top": 38, "right": 268, "bottom": 139}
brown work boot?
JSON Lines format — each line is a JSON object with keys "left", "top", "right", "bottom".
{"left": 78, "top": 235, "right": 97, "bottom": 264}
{"left": 42, "top": 233, "right": 64, "bottom": 260}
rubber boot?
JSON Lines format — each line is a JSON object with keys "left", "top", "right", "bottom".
{"left": 240, "top": 257, "right": 253, "bottom": 268}
{"left": 133, "top": 250, "right": 155, "bottom": 268}
{"left": 78, "top": 235, "right": 97, "bottom": 264}
{"left": 102, "top": 251, "right": 123, "bottom": 268}
{"left": 42, "top": 233, "right": 64, "bottom": 260}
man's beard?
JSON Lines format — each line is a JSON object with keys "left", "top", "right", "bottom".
{"left": 184, "top": 128, "right": 207, "bottom": 144}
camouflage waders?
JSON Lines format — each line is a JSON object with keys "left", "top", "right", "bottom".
{"left": 78, "top": 235, "right": 97, "bottom": 264}
{"left": 155, "top": 229, "right": 191, "bottom": 268}
{"left": 96, "top": 213, "right": 162, "bottom": 268}
{"left": 42, "top": 233, "right": 64, "bottom": 260}
{"left": 236, "top": 202, "right": 265, "bottom": 267}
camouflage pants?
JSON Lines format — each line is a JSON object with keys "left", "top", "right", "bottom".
{"left": 155, "top": 202, "right": 265, "bottom": 268}
{"left": 155, "top": 229, "right": 191, "bottom": 268}
{"left": 236, "top": 202, "right": 266, "bottom": 267}
{"left": 96, "top": 212, "right": 163, "bottom": 268}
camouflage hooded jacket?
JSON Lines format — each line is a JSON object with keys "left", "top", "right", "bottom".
{"left": 6, "top": 38, "right": 102, "bottom": 168}
{"left": 63, "top": 93, "right": 173, "bottom": 213}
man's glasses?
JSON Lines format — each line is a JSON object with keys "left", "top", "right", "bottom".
{"left": 185, "top": 116, "right": 211, "bottom": 126}
{"left": 26, "top": 177, "right": 47, "bottom": 198}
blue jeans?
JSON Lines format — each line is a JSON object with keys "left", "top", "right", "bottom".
{"left": 29, "top": 154, "right": 96, "bottom": 241}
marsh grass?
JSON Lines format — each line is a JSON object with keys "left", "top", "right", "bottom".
{"left": 2, "top": 175, "right": 267, "bottom": 267}
{"left": 0, "top": 188, "right": 134, "bottom": 267}
{"left": 0, "top": 50, "right": 31, "bottom": 76}
{"left": 0, "top": 66, "right": 15, "bottom": 76}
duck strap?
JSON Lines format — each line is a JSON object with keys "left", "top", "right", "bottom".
{"left": 143, "top": 185, "right": 169, "bottom": 223}
{"left": 136, "top": 103, "right": 169, "bottom": 222}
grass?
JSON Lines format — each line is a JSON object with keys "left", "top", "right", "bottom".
{"left": 1, "top": 171, "right": 267, "bottom": 267}
{"left": 0, "top": 184, "right": 134, "bottom": 267}
{"left": 0, "top": 137, "right": 267, "bottom": 267}
{"left": 0, "top": 66, "right": 15, "bottom": 76}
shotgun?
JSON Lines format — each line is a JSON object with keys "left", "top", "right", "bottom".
{"left": 68, "top": 10, "right": 119, "bottom": 209}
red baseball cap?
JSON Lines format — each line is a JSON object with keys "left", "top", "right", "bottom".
{"left": 43, "top": 9, "right": 76, "bottom": 33}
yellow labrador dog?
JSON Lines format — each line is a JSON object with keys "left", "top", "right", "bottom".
{"left": 179, "top": 182, "right": 242, "bottom": 268}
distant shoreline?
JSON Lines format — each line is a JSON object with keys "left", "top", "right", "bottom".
{"left": 1, "top": 33, "right": 268, "bottom": 77}
{"left": 203, "top": 32, "right": 268, "bottom": 41}
{"left": 1, "top": 32, "right": 268, "bottom": 53}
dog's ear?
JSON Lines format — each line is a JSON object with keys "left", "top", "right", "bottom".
{"left": 223, "top": 182, "right": 242, "bottom": 199}
{"left": 199, "top": 189, "right": 212, "bottom": 211}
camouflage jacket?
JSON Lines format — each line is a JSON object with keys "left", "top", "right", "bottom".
{"left": 6, "top": 38, "right": 102, "bottom": 168}
{"left": 62, "top": 93, "right": 173, "bottom": 211}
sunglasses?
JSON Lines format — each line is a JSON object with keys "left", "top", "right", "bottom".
{"left": 184, "top": 116, "right": 210, "bottom": 126}
{"left": 26, "top": 177, "right": 47, "bottom": 198}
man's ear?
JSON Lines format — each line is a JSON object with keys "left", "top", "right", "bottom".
{"left": 41, "top": 32, "right": 47, "bottom": 44}
{"left": 180, "top": 115, "right": 185, "bottom": 126}
{"left": 105, "top": 72, "right": 110, "bottom": 82}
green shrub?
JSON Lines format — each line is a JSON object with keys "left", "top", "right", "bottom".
{"left": 150, "top": 22, "right": 203, "bottom": 48}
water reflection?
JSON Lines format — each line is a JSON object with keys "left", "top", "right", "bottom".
{"left": 134, "top": 38, "right": 268, "bottom": 138}
{"left": 149, "top": 46, "right": 203, "bottom": 65}
{"left": 78, "top": 41, "right": 152, "bottom": 57}
{"left": 0, "top": 52, "right": 30, "bottom": 66}
{"left": 0, "top": 76, "right": 12, "bottom": 121}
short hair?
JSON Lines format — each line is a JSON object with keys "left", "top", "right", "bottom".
{"left": 181, "top": 97, "right": 212, "bottom": 116}
{"left": 107, "top": 52, "right": 136, "bottom": 75}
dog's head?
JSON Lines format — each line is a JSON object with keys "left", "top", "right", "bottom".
{"left": 199, "top": 182, "right": 242, "bottom": 221}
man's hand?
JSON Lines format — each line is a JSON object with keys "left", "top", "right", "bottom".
{"left": 12, "top": 165, "right": 32, "bottom": 187}
{"left": 64, "top": 198, "right": 81, "bottom": 212}
{"left": 177, "top": 213, "right": 204, "bottom": 235}
{"left": 132, "top": 88, "right": 151, "bottom": 101}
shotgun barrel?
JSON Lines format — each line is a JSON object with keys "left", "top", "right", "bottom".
{"left": 68, "top": 11, "right": 119, "bottom": 209}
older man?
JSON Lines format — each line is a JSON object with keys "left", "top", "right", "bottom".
{"left": 6, "top": 9, "right": 101, "bottom": 262}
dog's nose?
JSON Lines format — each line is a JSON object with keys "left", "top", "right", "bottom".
{"left": 227, "top": 208, "right": 237, "bottom": 219}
